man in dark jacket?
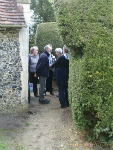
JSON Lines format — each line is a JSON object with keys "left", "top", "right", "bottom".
{"left": 51, "top": 47, "right": 69, "bottom": 108}
{"left": 36, "top": 45, "right": 51, "bottom": 104}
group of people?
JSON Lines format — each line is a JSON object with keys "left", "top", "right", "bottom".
{"left": 29, "top": 44, "right": 69, "bottom": 108}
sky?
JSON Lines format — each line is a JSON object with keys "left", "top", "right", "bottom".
{"left": 29, "top": 10, "right": 34, "bottom": 26}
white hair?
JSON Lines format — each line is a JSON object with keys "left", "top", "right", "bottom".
{"left": 44, "top": 45, "right": 51, "bottom": 51}
{"left": 55, "top": 48, "right": 62, "bottom": 54}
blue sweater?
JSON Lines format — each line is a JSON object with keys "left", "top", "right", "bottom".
{"left": 36, "top": 51, "right": 50, "bottom": 77}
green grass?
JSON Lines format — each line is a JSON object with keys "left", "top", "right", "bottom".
{"left": 0, "top": 141, "right": 10, "bottom": 150}
{"left": 0, "top": 140, "right": 27, "bottom": 150}
{"left": 25, "top": 122, "right": 31, "bottom": 126}
{"left": 0, "top": 130, "right": 26, "bottom": 150}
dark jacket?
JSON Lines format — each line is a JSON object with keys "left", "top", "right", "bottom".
{"left": 56, "top": 67, "right": 69, "bottom": 86}
{"left": 52, "top": 54, "right": 69, "bottom": 86}
{"left": 36, "top": 51, "right": 50, "bottom": 77}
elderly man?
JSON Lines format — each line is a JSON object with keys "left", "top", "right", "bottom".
{"left": 46, "top": 44, "right": 56, "bottom": 95}
{"left": 36, "top": 45, "right": 51, "bottom": 104}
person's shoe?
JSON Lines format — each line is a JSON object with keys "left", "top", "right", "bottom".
{"left": 34, "top": 94, "right": 39, "bottom": 97}
{"left": 39, "top": 99, "right": 50, "bottom": 104}
{"left": 50, "top": 92, "right": 54, "bottom": 95}
{"left": 60, "top": 106, "right": 67, "bottom": 108}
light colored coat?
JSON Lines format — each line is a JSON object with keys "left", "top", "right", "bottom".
{"left": 29, "top": 54, "right": 39, "bottom": 73}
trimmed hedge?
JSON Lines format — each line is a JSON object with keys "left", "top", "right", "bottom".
{"left": 55, "top": 0, "right": 113, "bottom": 145}
{"left": 35, "top": 22, "right": 64, "bottom": 55}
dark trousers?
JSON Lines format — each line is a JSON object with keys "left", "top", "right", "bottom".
{"left": 30, "top": 72, "right": 37, "bottom": 95}
{"left": 58, "top": 84, "right": 69, "bottom": 107}
{"left": 28, "top": 79, "right": 30, "bottom": 103}
{"left": 46, "top": 70, "right": 53, "bottom": 93}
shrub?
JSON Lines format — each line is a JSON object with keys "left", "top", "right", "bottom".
{"left": 55, "top": 0, "right": 113, "bottom": 144}
{"left": 35, "top": 22, "right": 64, "bottom": 55}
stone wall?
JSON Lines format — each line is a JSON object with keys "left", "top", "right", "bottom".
{"left": 0, "top": 28, "right": 28, "bottom": 114}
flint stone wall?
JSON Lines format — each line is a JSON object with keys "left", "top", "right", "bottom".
{"left": 0, "top": 28, "right": 28, "bottom": 114}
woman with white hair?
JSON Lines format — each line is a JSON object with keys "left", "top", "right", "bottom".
{"left": 51, "top": 47, "right": 69, "bottom": 108}
{"left": 55, "top": 48, "right": 62, "bottom": 58}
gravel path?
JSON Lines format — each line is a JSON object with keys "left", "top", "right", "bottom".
{"left": 0, "top": 83, "right": 110, "bottom": 150}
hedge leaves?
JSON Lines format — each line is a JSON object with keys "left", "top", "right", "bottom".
{"left": 56, "top": 0, "right": 113, "bottom": 144}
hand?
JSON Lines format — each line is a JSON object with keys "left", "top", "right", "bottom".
{"left": 34, "top": 73, "right": 37, "bottom": 77}
{"left": 49, "top": 64, "right": 52, "bottom": 68}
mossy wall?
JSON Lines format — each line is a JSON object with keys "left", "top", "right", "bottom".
{"left": 56, "top": 0, "right": 113, "bottom": 144}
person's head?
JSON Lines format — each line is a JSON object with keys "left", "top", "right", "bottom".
{"left": 55, "top": 48, "right": 62, "bottom": 57}
{"left": 63, "top": 47, "right": 68, "bottom": 54}
{"left": 44, "top": 45, "right": 51, "bottom": 53}
{"left": 48, "top": 44, "right": 52, "bottom": 53}
{"left": 30, "top": 46, "right": 38, "bottom": 56}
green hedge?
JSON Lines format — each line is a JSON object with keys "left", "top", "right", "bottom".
{"left": 35, "top": 22, "right": 64, "bottom": 55}
{"left": 56, "top": 0, "right": 113, "bottom": 145}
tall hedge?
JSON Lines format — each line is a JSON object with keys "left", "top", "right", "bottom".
{"left": 35, "top": 22, "right": 64, "bottom": 55}
{"left": 56, "top": 0, "right": 113, "bottom": 145}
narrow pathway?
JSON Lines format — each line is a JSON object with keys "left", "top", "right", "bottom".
{"left": 15, "top": 83, "right": 110, "bottom": 150}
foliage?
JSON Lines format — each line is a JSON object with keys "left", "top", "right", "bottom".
{"left": 30, "top": 0, "right": 56, "bottom": 33}
{"left": 29, "top": 0, "right": 56, "bottom": 50}
{"left": 55, "top": 0, "right": 113, "bottom": 145}
{"left": 29, "top": 27, "right": 35, "bottom": 52}
{"left": 35, "top": 22, "right": 64, "bottom": 55}
{"left": 30, "top": 0, "right": 55, "bottom": 23}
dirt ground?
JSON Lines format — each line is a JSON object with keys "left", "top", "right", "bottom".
{"left": 0, "top": 82, "right": 111, "bottom": 150}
